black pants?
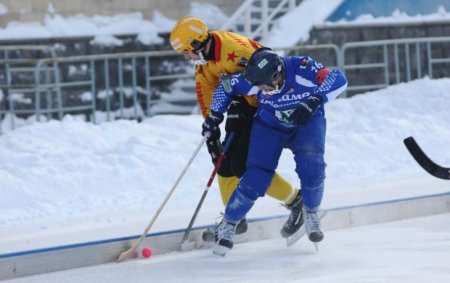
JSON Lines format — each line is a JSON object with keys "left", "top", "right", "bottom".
{"left": 218, "top": 97, "right": 256, "bottom": 178}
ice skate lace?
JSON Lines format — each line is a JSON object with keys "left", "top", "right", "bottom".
{"left": 305, "top": 211, "right": 320, "bottom": 232}
{"left": 218, "top": 221, "right": 236, "bottom": 240}
{"left": 205, "top": 223, "right": 219, "bottom": 235}
{"left": 205, "top": 214, "right": 224, "bottom": 235}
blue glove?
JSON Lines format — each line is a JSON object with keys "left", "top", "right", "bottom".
{"left": 291, "top": 95, "right": 322, "bottom": 125}
{"left": 202, "top": 111, "right": 224, "bottom": 139}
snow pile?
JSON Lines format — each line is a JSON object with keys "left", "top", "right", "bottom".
{"left": 0, "top": 77, "right": 449, "bottom": 243}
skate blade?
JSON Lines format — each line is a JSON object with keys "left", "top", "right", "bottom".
{"left": 286, "top": 226, "right": 307, "bottom": 247}
{"left": 212, "top": 244, "right": 230, "bottom": 257}
{"left": 286, "top": 210, "right": 328, "bottom": 248}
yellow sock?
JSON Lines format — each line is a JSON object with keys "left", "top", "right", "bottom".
{"left": 218, "top": 173, "right": 298, "bottom": 206}
{"left": 266, "top": 172, "right": 298, "bottom": 205}
{"left": 217, "top": 175, "right": 240, "bottom": 206}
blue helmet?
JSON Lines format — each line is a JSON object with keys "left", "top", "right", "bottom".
{"left": 243, "top": 47, "right": 285, "bottom": 86}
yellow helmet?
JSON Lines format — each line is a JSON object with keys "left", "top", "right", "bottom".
{"left": 170, "top": 16, "right": 209, "bottom": 53}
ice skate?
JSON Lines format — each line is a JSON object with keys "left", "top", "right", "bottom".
{"left": 212, "top": 220, "right": 236, "bottom": 256}
{"left": 203, "top": 217, "right": 247, "bottom": 242}
{"left": 280, "top": 191, "right": 304, "bottom": 238}
{"left": 304, "top": 209, "right": 324, "bottom": 246}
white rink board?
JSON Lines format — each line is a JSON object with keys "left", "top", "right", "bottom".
{"left": 1, "top": 192, "right": 449, "bottom": 280}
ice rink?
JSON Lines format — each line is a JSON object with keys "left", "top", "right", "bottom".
{"left": 5, "top": 213, "right": 450, "bottom": 283}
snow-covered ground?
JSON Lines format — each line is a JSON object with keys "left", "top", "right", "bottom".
{"left": 1, "top": 77, "right": 449, "bottom": 256}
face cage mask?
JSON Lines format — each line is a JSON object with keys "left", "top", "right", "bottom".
{"left": 262, "top": 81, "right": 284, "bottom": 95}
{"left": 191, "top": 51, "right": 207, "bottom": 65}
{"left": 189, "top": 37, "right": 209, "bottom": 65}
{"left": 261, "top": 71, "right": 284, "bottom": 95}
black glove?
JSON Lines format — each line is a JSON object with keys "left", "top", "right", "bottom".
{"left": 291, "top": 95, "right": 323, "bottom": 125}
{"left": 206, "top": 138, "right": 221, "bottom": 164}
{"left": 225, "top": 97, "right": 255, "bottom": 132}
{"left": 202, "top": 111, "right": 224, "bottom": 139}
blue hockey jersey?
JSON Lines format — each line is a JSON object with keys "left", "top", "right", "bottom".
{"left": 210, "top": 56, "right": 348, "bottom": 130}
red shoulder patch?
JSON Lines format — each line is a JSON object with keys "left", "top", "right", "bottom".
{"left": 316, "top": 68, "right": 331, "bottom": 84}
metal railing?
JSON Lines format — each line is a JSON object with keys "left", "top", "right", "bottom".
{"left": 0, "top": 45, "right": 57, "bottom": 134}
{"left": 0, "top": 43, "right": 339, "bottom": 133}
{"left": 275, "top": 43, "right": 340, "bottom": 69}
{"left": 32, "top": 44, "right": 338, "bottom": 124}
{"left": 32, "top": 50, "right": 195, "bottom": 125}
{"left": 341, "top": 36, "right": 450, "bottom": 96}
{"left": 1, "top": 36, "right": 450, "bottom": 133}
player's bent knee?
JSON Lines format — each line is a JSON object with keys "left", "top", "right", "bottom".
{"left": 239, "top": 166, "right": 274, "bottom": 199}
{"left": 296, "top": 156, "right": 325, "bottom": 188}
{"left": 225, "top": 185, "right": 256, "bottom": 223}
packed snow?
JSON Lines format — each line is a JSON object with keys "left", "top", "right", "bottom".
{"left": 1, "top": 76, "right": 449, "bottom": 255}
{"left": 0, "top": 3, "right": 228, "bottom": 46}
{"left": 264, "top": 0, "right": 344, "bottom": 46}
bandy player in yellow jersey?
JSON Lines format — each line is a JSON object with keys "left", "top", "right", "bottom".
{"left": 169, "top": 16, "right": 304, "bottom": 242}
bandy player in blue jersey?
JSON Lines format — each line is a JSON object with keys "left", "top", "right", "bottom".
{"left": 201, "top": 47, "right": 348, "bottom": 256}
